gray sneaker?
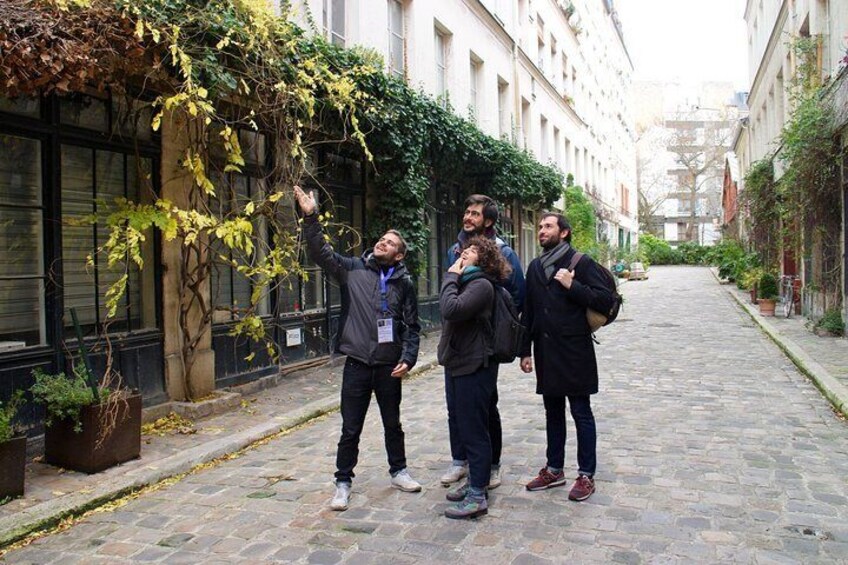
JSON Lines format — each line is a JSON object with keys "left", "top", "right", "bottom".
{"left": 488, "top": 466, "right": 502, "bottom": 489}
{"left": 440, "top": 463, "right": 468, "bottom": 486}
{"left": 447, "top": 482, "right": 490, "bottom": 502}
{"left": 444, "top": 495, "right": 488, "bottom": 519}
{"left": 391, "top": 469, "right": 422, "bottom": 492}
{"left": 330, "top": 482, "right": 350, "bottom": 511}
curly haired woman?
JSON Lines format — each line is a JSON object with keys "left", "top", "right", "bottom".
{"left": 438, "top": 236, "right": 511, "bottom": 519}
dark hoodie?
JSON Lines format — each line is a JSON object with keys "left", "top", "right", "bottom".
{"left": 303, "top": 214, "right": 420, "bottom": 368}
{"left": 437, "top": 269, "right": 495, "bottom": 376}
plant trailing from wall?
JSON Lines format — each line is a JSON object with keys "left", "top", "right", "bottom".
{"left": 742, "top": 158, "right": 779, "bottom": 269}
{"left": 1, "top": 0, "right": 562, "bottom": 398}
{"left": 776, "top": 35, "right": 842, "bottom": 305}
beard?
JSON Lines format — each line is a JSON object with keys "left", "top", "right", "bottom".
{"left": 540, "top": 236, "right": 562, "bottom": 250}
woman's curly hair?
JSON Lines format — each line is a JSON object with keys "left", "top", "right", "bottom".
{"left": 464, "top": 236, "right": 512, "bottom": 282}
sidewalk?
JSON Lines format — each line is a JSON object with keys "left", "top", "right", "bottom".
{"left": 0, "top": 333, "right": 443, "bottom": 548}
{"left": 715, "top": 270, "right": 848, "bottom": 418}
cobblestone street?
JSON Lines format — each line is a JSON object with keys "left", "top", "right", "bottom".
{"left": 3, "top": 266, "right": 848, "bottom": 564}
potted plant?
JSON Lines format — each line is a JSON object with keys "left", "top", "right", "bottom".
{"left": 814, "top": 309, "right": 844, "bottom": 337}
{"left": 740, "top": 267, "right": 764, "bottom": 304}
{"left": 0, "top": 391, "right": 26, "bottom": 500}
{"left": 30, "top": 364, "right": 141, "bottom": 474}
{"left": 757, "top": 273, "right": 779, "bottom": 316}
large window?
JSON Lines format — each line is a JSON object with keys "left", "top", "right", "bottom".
{"left": 388, "top": 0, "right": 405, "bottom": 79}
{"left": 469, "top": 57, "right": 481, "bottom": 121}
{"left": 61, "top": 146, "right": 155, "bottom": 335}
{"left": 435, "top": 29, "right": 448, "bottom": 104}
{"left": 322, "top": 0, "right": 346, "bottom": 47}
{"left": 0, "top": 135, "right": 45, "bottom": 348}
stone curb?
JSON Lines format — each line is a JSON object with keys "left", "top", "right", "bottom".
{"left": 0, "top": 357, "right": 440, "bottom": 548}
{"left": 716, "top": 271, "right": 848, "bottom": 419}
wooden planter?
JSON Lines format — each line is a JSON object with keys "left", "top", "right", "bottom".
{"left": 44, "top": 393, "right": 142, "bottom": 474}
{"left": 758, "top": 298, "right": 776, "bottom": 317}
{"left": 0, "top": 435, "right": 27, "bottom": 499}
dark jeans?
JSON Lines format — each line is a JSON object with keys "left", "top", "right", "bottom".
{"left": 543, "top": 395, "right": 596, "bottom": 476}
{"left": 445, "top": 364, "right": 502, "bottom": 466}
{"left": 335, "top": 358, "right": 406, "bottom": 484}
{"left": 445, "top": 364, "right": 497, "bottom": 489}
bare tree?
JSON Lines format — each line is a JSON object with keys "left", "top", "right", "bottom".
{"left": 635, "top": 122, "right": 672, "bottom": 235}
{"left": 664, "top": 109, "right": 734, "bottom": 242}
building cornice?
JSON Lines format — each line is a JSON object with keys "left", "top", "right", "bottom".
{"left": 463, "top": 0, "right": 516, "bottom": 53}
{"left": 748, "top": 0, "right": 789, "bottom": 104}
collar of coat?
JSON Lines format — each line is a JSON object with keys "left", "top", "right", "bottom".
{"left": 363, "top": 249, "right": 407, "bottom": 278}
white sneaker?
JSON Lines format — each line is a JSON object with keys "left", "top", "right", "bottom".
{"left": 330, "top": 482, "right": 351, "bottom": 511}
{"left": 440, "top": 463, "right": 468, "bottom": 486}
{"left": 391, "top": 469, "right": 422, "bottom": 492}
{"left": 488, "top": 466, "right": 502, "bottom": 489}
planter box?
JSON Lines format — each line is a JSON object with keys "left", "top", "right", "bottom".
{"left": 0, "top": 435, "right": 26, "bottom": 499}
{"left": 44, "top": 393, "right": 141, "bottom": 474}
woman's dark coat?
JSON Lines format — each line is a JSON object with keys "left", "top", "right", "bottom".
{"left": 437, "top": 271, "right": 494, "bottom": 376}
{"left": 519, "top": 247, "right": 614, "bottom": 396}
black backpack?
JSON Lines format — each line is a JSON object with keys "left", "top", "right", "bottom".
{"left": 568, "top": 252, "right": 622, "bottom": 331}
{"left": 484, "top": 283, "right": 525, "bottom": 363}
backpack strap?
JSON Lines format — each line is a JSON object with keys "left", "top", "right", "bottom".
{"left": 567, "top": 251, "right": 584, "bottom": 272}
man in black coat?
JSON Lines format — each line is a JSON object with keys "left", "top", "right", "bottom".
{"left": 294, "top": 186, "right": 422, "bottom": 512}
{"left": 519, "top": 212, "right": 614, "bottom": 501}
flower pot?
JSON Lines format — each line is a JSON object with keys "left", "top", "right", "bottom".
{"left": 758, "top": 298, "right": 776, "bottom": 317}
{"left": 0, "top": 435, "right": 26, "bottom": 499}
{"left": 44, "top": 393, "right": 141, "bottom": 474}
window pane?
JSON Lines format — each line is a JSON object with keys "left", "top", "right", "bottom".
{"left": 0, "top": 97, "right": 39, "bottom": 118}
{"left": 0, "top": 135, "right": 41, "bottom": 206}
{"left": 0, "top": 208, "right": 43, "bottom": 277}
{"left": 390, "top": 0, "right": 403, "bottom": 31}
{"left": 331, "top": 0, "right": 345, "bottom": 45}
{"left": 0, "top": 279, "right": 44, "bottom": 347}
{"left": 61, "top": 145, "right": 97, "bottom": 328}
{"left": 391, "top": 36, "right": 404, "bottom": 76}
{"left": 112, "top": 97, "right": 153, "bottom": 141}
{"left": 239, "top": 130, "right": 267, "bottom": 167}
{"left": 60, "top": 95, "right": 108, "bottom": 132}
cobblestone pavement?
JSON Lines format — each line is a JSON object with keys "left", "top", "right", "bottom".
{"left": 4, "top": 266, "right": 848, "bottom": 564}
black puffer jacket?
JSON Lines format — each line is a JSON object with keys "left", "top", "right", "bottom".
{"left": 303, "top": 214, "right": 420, "bottom": 368}
{"left": 437, "top": 270, "right": 494, "bottom": 376}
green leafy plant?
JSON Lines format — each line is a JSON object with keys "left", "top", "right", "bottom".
{"left": 739, "top": 267, "right": 765, "bottom": 291}
{"left": 758, "top": 273, "right": 779, "bottom": 300}
{"left": 0, "top": 391, "right": 24, "bottom": 443}
{"left": 30, "top": 366, "right": 99, "bottom": 433}
{"left": 816, "top": 309, "right": 845, "bottom": 336}
{"left": 638, "top": 234, "right": 682, "bottom": 265}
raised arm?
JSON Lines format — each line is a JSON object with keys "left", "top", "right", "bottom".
{"left": 294, "top": 186, "right": 356, "bottom": 279}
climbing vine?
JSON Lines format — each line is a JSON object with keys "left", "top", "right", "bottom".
{"left": 1, "top": 0, "right": 563, "bottom": 396}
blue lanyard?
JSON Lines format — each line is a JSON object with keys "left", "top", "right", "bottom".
{"left": 379, "top": 267, "right": 395, "bottom": 314}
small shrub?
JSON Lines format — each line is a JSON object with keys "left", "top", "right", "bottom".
{"left": 739, "top": 267, "right": 765, "bottom": 291}
{"left": 638, "top": 234, "right": 682, "bottom": 265}
{"left": 30, "top": 366, "right": 98, "bottom": 432}
{"left": 677, "top": 242, "right": 708, "bottom": 265}
{"left": 0, "top": 391, "right": 24, "bottom": 443}
{"left": 816, "top": 309, "right": 845, "bottom": 336}
{"left": 758, "top": 273, "right": 779, "bottom": 300}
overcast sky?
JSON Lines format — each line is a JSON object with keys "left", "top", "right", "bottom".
{"left": 616, "top": 0, "right": 749, "bottom": 91}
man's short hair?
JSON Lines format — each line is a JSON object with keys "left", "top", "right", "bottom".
{"left": 465, "top": 194, "right": 499, "bottom": 227}
{"left": 385, "top": 229, "right": 408, "bottom": 256}
{"left": 541, "top": 212, "right": 572, "bottom": 243}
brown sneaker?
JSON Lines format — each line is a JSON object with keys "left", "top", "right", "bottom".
{"left": 525, "top": 467, "right": 567, "bottom": 491}
{"left": 568, "top": 475, "right": 595, "bottom": 501}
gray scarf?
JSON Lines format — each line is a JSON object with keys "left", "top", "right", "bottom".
{"left": 539, "top": 241, "right": 571, "bottom": 281}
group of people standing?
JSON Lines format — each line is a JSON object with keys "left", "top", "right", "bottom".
{"left": 293, "top": 186, "right": 616, "bottom": 520}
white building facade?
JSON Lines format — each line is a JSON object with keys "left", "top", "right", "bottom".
{"left": 290, "top": 0, "right": 638, "bottom": 261}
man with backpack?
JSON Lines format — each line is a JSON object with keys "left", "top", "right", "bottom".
{"left": 519, "top": 212, "right": 616, "bottom": 501}
{"left": 442, "top": 194, "right": 525, "bottom": 492}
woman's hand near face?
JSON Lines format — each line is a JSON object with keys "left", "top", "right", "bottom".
{"left": 448, "top": 257, "right": 465, "bottom": 275}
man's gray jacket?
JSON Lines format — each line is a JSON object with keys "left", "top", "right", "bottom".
{"left": 303, "top": 214, "right": 420, "bottom": 368}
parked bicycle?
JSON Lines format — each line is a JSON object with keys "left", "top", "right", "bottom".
{"left": 780, "top": 275, "right": 798, "bottom": 318}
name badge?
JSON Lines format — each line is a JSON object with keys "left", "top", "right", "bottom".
{"left": 377, "top": 318, "right": 394, "bottom": 344}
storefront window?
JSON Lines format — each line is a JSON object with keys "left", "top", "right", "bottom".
{"left": 59, "top": 94, "right": 108, "bottom": 132}
{"left": 61, "top": 146, "right": 152, "bottom": 335}
{"left": 0, "top": 97, "right": 40, "bottom": 118}
{"left": 0, "top": 135, "right": 45, "bottom": 348}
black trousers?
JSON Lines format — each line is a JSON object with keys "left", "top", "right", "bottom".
{"left": 445, "top": 364, "right": 498, "bottom": 490}
{"left": 335, "top": 357, "right": 406, "bottom": 484}
{"left": 543, "top": 395, "right": 597, "bottom": 476}
{"left": 445, "top": 364, "right": 502, "bottom": 465}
